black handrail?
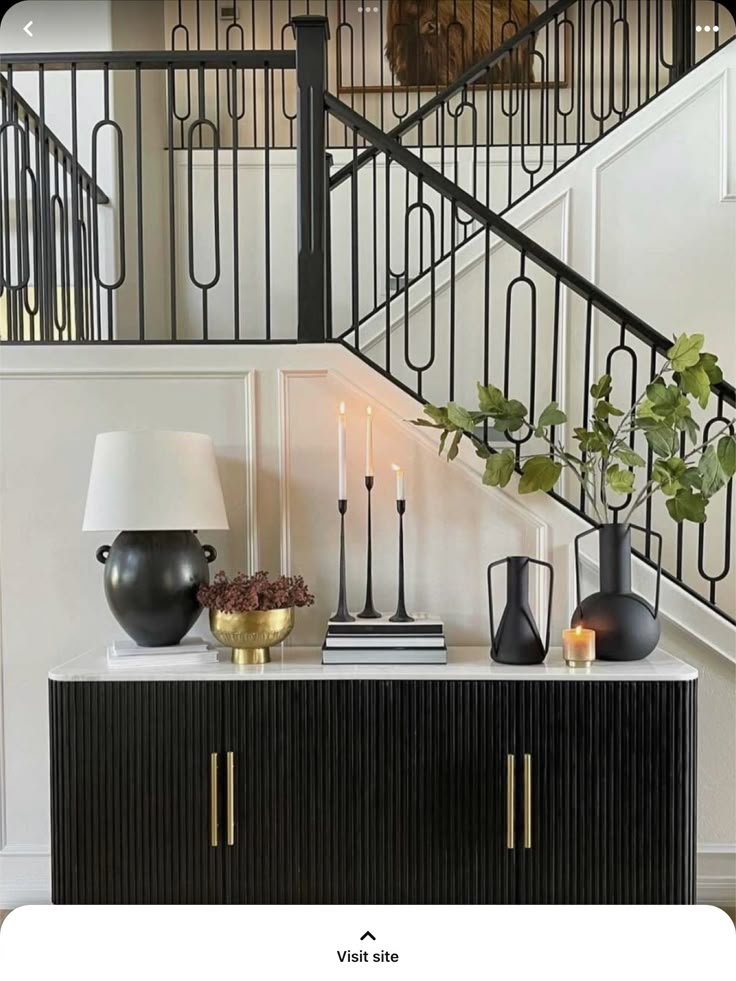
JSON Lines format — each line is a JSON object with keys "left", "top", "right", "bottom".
{"left": 0, "top": 50, "right": 297, "bottom": 71}
{"left": 326, "top": 92, "right": 735, "bottom": 407}
{"left": 0, "top": 77, "right": 108, "bottom": 204}
{"left": 330, "top": 0, "right": 575, "bottom": 191}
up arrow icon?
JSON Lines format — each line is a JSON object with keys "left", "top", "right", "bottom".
{"left": 360, "top": 931, "right": 376, "bottom": 942}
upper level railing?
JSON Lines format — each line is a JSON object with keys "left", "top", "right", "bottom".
{"left": 162, "top": 0, "right": 733, "bottom": 150}
{"left": 0, "top": 35, "right": 315, "bottom": 343}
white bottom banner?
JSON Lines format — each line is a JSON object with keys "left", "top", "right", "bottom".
{"left": 1, "top": 904, "right": 734, "bottom": 980}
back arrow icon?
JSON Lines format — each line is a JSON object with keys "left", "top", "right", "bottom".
{"left": 24, "top": 21, "right": 33, "bottom": 37}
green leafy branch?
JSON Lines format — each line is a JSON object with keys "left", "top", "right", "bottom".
{"left": 412, "top": 332, "right": 736, "bottom": 526}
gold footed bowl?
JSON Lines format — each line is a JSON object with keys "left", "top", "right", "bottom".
{"left": 209, "top": 607, "right": 295, "bottom": 664}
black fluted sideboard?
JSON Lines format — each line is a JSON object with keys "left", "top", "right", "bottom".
{"left": 49, "top": 648, "right": 697, "bottom": 904}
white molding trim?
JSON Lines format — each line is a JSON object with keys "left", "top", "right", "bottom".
{"left": 698, "top": 843, "right": 736, "bottom": 906}
{"left": 277, "top": 368, "right": 329, "bottom": 575}
{"left": 591, "top": 68, "right": 731, "bottom": 285}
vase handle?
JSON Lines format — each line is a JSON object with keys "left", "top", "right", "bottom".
{"left": 486, "top": 558, "right": 508, "bottom": 654}
{"left": 573, "top": 526, "right": 600, "bottom": 609}
{"left": 628, "top": 523, "right": 663, "bottom": 617}
{"left": 96, "top": 545, "right": 111, "bottom": 565}
{"left": 203, "top": 544, "right": 217, "bottom": 564}
{"left": 526, "top": 557, "right": 555, "bottom": 654}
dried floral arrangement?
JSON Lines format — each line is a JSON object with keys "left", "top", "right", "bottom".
{"left": 197, "top": 571, "right": 315, "bottom": 614}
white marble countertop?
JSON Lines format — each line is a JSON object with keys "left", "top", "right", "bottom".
{"left": 49, "top": 646, "right": 698, "bottom": 682}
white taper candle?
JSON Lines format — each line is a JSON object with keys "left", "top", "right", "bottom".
{"left": 365, "top": 406, "right": 374, "bottom": 477}
{"left": 392, "top": 463, "right": 405, "bottom": 500}
{"left": 338, "top": 402, "right": 347, "bottom": 500}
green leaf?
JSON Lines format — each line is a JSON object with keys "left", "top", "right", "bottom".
{"left": 666, "top": 489, "right": 707, "bottom": 524}
{"left": 518, "top": 456, "right": 563, "bottom": 494}
{"left": 645, "top": 426, "right": 678, "bottom": 458}
{"left": 423, "top": 404, "right": 450, "bottom": 427}
{"left": 413, "top": 419, "right": 441, "bottom": 428}
{"left": 593, "top": 418, "right": 615, "bottom": 442}
{"left": 483, "top": 449, "right": 515, "bottom": 488}
{"left": 652, "top": 458, "right": 686, "bottom": 496}
{"left": 606, "top": 465, "right": 635, "bottom": 495}
{"left": 668, "top": 333, "right": 704, "bottom": 372}
{"left": 679, "top": 364, "right": 711, "bottom": 410}
{"left": 438, "top": 430, "right": 449, "bottom": 456}
{"left": 573, "top": 427, "right": 608, "bottom": 454}
{"left": 717, "top": 434, "right": 736, "bottom": 479}
{"left": 446, "top": 403, "right": 475, "bottom": 432}
{"left": 646, "top": 382, "right": 682, "bottom": 418}
{"left": 590, "top": 374, "right": 612, "bottom": 399}
{"left": 636, "top": 399, "right": 657, "bottom": 420}
{"left": 698, "top": 445, "right": 727, "bottom": 499}
{"left": 613, "top": 446, "right": 646, "bottom": 468}
{"left": 537, "top": 401, "right": 567, "bottom": 429}
{"left": 492, "top": 414, "right": 525, "bottom": 434}
{"left": 447, "top": 430, "right": 462, "bottom": 462}
{"left": 682, "top": 415, "right": 700, "bottom": 445}
{"left": 700, "top": 353, "right": 723, "bottom": 386}
{"left": 594, "top": 400, "right": 624, "bottom": 420}
{"left": 474, "top": 441, "right": 491, "bottom": 460}
{"left": 680, "top": 467, "right": 702, "bottom": 491}
{"left": 476, "top": 382, "right": 506, "bottom": 415}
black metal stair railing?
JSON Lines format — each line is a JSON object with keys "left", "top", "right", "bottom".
{"left": 325, "top": 91, "right": 736, "bottom": 622}
{"left": 328, "top": 0, "right": 736, "bottom": 332}
{"left": 0, "top": 44, "right": 309, "bottom": 344}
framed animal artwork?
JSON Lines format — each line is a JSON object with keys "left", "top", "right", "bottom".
{"left": 336, "top": 0, "right": 571, "bottom": 93}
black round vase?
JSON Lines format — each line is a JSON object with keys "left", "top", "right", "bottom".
{"left": 487, "top": 555, "right": 554, "bottom": 664}
{"left": 96, "top": 530, "right": 217, "bottom": 647}
{"left": 571, "top": 523, "right": 661, "bottom": 661}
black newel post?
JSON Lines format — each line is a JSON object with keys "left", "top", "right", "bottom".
{"left": 292, "top": 15, "right": 330, "bottom": 343}
{"left": 670, "top": 1, "right": 695, "bottom": 82}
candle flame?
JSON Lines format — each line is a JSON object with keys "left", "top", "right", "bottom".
{"left": 339, "top": 401, "right": 346, "bottom": 415}
{"left": 575, "top": 625, "right": 582, "bottom": 636}
{"left": 391, "top": 463, "right": 403, "bottom": 473}
{"left": 366, "top": 406, "right": 372, "bottom": 416}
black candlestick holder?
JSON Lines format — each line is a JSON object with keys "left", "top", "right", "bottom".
{"left": 358, "top": 476, "right": 381, "bottom": 618}
{"left": 390, "top": 499, "right": 414, "bottom": 623}
{"left": 330, "top": 499, "right": 355, "bottom": 623}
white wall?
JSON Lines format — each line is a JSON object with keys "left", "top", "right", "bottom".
{"left": 0, "top": 344, "right": 733, "bottom": 907}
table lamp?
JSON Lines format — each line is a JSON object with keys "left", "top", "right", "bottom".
{"left": 83, "top": 430, "right": 229, "bottom": 647}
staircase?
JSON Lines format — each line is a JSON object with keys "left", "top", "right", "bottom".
{"left": 0, "top": 0, "right": 734, "bottom": 624}
{"left": 322, "top": 3, "right": 736, "bottom": 624}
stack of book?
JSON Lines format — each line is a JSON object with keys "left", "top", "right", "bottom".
{"left": 322, "top": 615, "right": 447, "bottom": 664}
{"left": 107, "top": 636, "right": 218, "bottom": 669}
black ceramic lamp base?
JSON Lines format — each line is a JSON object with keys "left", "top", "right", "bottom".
{"left": 96, "top": 530, "right": 216, "bottom": 647}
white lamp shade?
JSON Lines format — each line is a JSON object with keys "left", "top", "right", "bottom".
{"left": 82, "top": 430, "right": 229, "bottom": 531}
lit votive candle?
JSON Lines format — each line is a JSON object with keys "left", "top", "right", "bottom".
{"left": 562, "top": 625, "right": 596, "bottom": 667}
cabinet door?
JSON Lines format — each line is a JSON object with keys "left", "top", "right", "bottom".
{"left": 50, "top": 680, "right": 224, "bottom": 903}
{"left": 225, "top": 680, "right": 514, "bottom": 903}
{"left": 514, "top": 681, "right": 697, "bottom": 904}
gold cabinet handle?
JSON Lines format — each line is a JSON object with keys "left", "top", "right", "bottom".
{"left": 506, "top": 754, "right": 515, "bottom": 849}
{"left": 226, "top": 751, "right": 235, "bottom": 847}
{"left": 523, "top": 753, "right": 532, "bottom": 849}
{"left": 210, "top": 752, "right": 219, "bottom": 848}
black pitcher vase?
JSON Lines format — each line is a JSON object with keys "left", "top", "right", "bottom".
{"left": 487, "top": 555, "right": 554, "bottom": 664}
{"left": 571, "top": 522, "right": 662, "bottom": 661}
